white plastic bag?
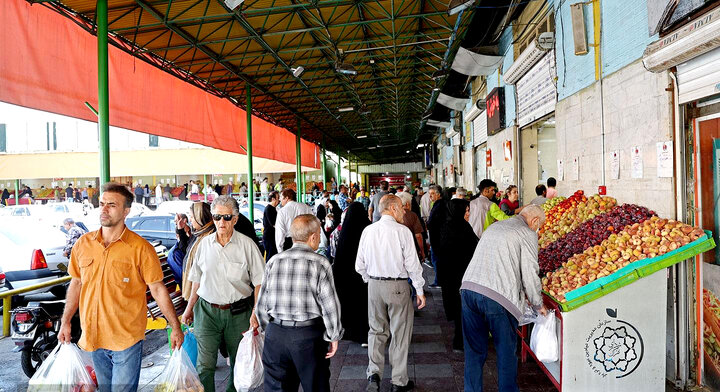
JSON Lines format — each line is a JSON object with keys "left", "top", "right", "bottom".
{"left": 517, "top": 301, "right": 539, "bottom": 326}
{"left": 234, "top": 329, "right": 265, "bottom": 391}
{"left": 28, "top": 343, "right": 97, "bottom": 392}
{"left": 530, "top": 310, "right": 558, "bottom": 363}
{"left": 154, "top": 347, "right": 203, "bottom": 392}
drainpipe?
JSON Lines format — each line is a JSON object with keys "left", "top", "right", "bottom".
{"left": 97, "top": 0, "right": 110, "bottom": 186}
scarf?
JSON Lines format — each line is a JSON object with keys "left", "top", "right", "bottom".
{"left": 181, "top": 204, "right": 216, "bottom": 299}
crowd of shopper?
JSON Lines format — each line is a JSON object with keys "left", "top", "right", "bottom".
{"left": 56, "top": 175, "right": 558, "bottom": 392}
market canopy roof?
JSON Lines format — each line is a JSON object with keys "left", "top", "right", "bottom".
{"left": 8, "top": 0, "right": 478, "bottom": 163}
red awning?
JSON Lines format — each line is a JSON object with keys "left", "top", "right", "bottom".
{"left": 0, "top": 0, "right": 319, "bottom": 169}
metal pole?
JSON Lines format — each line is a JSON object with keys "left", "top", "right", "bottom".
{"left": 246, "top": 85, "right": 254, "bottom": 222}
{"left": 203, "top": 174, "right": 207, "bottom": 202}
{"left": 321, "top": 141, "right": 328, "bottom": 192}
{"left": 337, "top": 154, "right": 342, "bottom": 186}
{"left": 97, "top": 0, "right": 110, "bottom": 186}
{"left": 296, "top": 119, "right": 303, "bottom": 203}
{"left": 14, "top": 179, "right": 20, "bottom": 205}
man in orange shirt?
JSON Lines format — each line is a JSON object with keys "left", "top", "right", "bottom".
{"left": 59, "top": 183, "right": 183, "bottom": 392}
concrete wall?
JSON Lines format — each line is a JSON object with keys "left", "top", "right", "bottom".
{"left": 554, "top": 60, "right": 674, "bottom": 218}
{"left": 487, "top": 126, "right": 517, "bottom": 191}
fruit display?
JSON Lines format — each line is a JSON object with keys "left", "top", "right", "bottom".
{"left": 706, "top": 289, "right": 720, "bottom": 378}
{"left": 542, "top": 196, "right": 566, "bottom": 212}
{"left": 539, "top": 193, "right": 617, "bottom": 248}
{"left": 542, "top": 217, "right": 705, "bottom": 302}
{"left": 538, "top": 204, "right": 655, "bottom": 275}
{"left": 704, "top": 324, "right": 720, "bottom": 378}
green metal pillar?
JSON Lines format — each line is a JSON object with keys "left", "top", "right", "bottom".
{"left": 337, "top": 154, "right": 342, "bottom": 186}
{"left": 246, "top": 85, "right": 254, "bottom": 222}
{"left": 321, "top": 141, "right": 328, "bottom": 191}
{"left": 203, "top": 174, "right": 208, "bottom": 202}
{"left": 97, "top": 0, "right": 110, "bottom": 186}
{"left": 14, "top": 179, "right": 20, "bottom": 205}
{"left": 296, "top": 119, "right": 303, "bottom": 203}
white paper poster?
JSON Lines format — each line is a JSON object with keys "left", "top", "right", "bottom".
{"left": 610, "top": 150, "right": 620, "bottom": 180}
{"left": 557, "top": 159, "right": 564, "bottom": 181}
{"left": 631, "top": 146, "right": 643, "bottom": 179}
{"left": 571, "top": 157, "right": 579, "bottom": 181}
{"left": 657, "top": 141, "right": 673, "bottom": 177}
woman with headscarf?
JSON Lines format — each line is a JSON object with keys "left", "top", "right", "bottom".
{"left": 437, "top": 198, "right": 478, "bottom": 351}
{"left": 179, "top": 202, "right": 215, "bottom": 300}
{"left": 328, "top": 199, "right": 342, "bottom": 228}
{"left": 332, "top": 202, "right": 371, "bottom": 343}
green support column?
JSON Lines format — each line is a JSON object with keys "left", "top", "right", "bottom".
{"left": 337, "top": 154, "right": 342, "bottom": 186}
{"left": 296, "top": 119, "right": 303, "bottom": 203}
{"left": 97, "top": 0, "right": 110, "bottom": 186}
{"left": 203, "top": 174, "right": 208, "bottom": 202}
{"left": 246, "top": 85, "right": 254, "bottom": 222}
{"left": 321, "top": 139, "right": 328, "bottom": 191}
{"left": 14, "top": 179, "right": 20, "bottom": 205}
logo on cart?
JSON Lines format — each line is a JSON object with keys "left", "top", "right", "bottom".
{"left": 584, "top": 308, "right": 644, "bottom": 379}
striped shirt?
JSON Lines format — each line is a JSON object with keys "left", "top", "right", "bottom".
{"left": 255, "top": 243, "right": 344, "bottom": 342}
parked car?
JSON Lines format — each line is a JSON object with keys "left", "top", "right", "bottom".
{"left": 154, "top": 200, "right": 194, "bottom": 216}
{"left": 0, "top": 222, "right": 69, "bottom": 299}
{"left": 125, "top": 214, "right": 176, "bottom": 249}
{"left": 0, "top": 266, "right": 7, "bottom": 295}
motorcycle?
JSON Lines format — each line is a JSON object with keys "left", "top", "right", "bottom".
{"left": 11, "top": 300, "right": 81, "bottom": 377}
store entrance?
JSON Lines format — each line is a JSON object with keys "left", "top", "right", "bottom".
{"left": 695, "top": 116, "right": 720, "bottom": 264}
{"left": 519, "top": 117, "right": 557, "bottom": 203}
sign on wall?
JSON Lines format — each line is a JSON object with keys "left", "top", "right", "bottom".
{"left": 503, "top": 140, "right": 512, "bottom": 161}
{"left": 486, "top": 87, "right": 506, "bottom": 134}
{"left": 486, "top": 149, "right": 493, "bottom": 167}
{"left": 631, "top": 146, "right": 643, "bottom": 178}
{"left": 656, "top": 141, "right": 673, "bottom": 177}
{"left": 517, "top": 51, "right": 557, "bottom": 127}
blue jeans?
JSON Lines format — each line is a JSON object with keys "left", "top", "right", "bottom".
{"left": 91, "top": 340, "right": 143, "bottom": 392}
{"left": 430, "top": 248, "right": 439, "bottom": 285}
{"left": 461, "top": 290, "right": 519, "bottom": 392}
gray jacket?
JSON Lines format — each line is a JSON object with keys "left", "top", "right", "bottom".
{"left": 460, "top": 216, "right": 543, "bottom": 320}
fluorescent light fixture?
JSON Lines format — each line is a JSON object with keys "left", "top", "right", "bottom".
{"left": 406, "top": 150, "right": 410, "bottom": 153}
{"left": 338, "top": 106, "right": 354, "bottom": 112}
{"left": 447, "top": 0, "right": 474, "bottom": 15}
{"left": 290, "top": 66, "right": 304, "bottom": 77}
{"left": 224, "top": 0, "right": 244, "bottom": 10}
{"left": 432, "top": 87, "right": 441, "bottom": 92}
{"left": 357, "top": 135, "right": 368, "bottom": 139}
{"left": 335, "top": 62, "right": 358, "bottom": 76}
{"left": 369, "top": 59, "right": 375, "bottom": 64}
{"left": 417, "top": 144, "right": 425, "bottom": 148}
{"left": 368, "top": 146, "right": 377, "bottom": 149}
{"left": 432, "top": 69, "right": 448, "bottom": 80}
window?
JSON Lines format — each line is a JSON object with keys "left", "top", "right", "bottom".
{"left": 0, "top": 124, "right": 6, "bottom": 152}
{"left": 149, "top": 135, "right": 159, "bottom": 147}
{"left": 137, "top": 217, "right": 167, "bottom": 232}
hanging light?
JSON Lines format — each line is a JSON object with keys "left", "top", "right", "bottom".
{"left": 290, "top": 66, "right": 304, "bottom": 78}
{"left": 335, "top": 62, "right": 358, "bottom": 76}
{"left": 447, "top": 0, "right": 474, "bottom": 15}
{"left": 338, "top": 107, "right": 355, "bottom": 113}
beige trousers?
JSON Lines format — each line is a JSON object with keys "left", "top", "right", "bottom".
{"left": 366, "top": 279, "right": 414, "bottom": 386}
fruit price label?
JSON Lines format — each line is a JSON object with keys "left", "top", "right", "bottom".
{"left": 631, "top": 146, "right": 643, "bottom": 179}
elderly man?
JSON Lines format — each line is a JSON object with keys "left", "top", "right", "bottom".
{"left": 397, "top": 192, "right": 425, "bottom": 261}
{"left": 256, "top": 214, "right": 343, "bottom": 392}
{"left": 274, "top": 189, "right": 312, "bottom": 253}
{"left": 62, "top": 218, "right": 86, "bottom": 258}
{"left": 468, "top": 179, "right": 509, "bottom": 239}
{"left": 181, "top": 195, "right": 266, "bottom": 392}
{"left": 426, "top": 185, "right": 445, "bottom": 287}
{"left": 59, "top": 183, "right": 183, "bottom": 392}
{"left": 356, "top": 195, "right": 426, "bottom": 392}
{"left": 460, "top": 205, "right": 548, "bottom": 392}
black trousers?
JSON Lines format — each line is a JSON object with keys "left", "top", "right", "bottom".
{"left": 262, "top": 322, "right": 330, "bottom": 392}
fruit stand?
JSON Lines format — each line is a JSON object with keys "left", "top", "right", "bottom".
{"left": 521, "top": 191, "right": 716, "bottom": 391}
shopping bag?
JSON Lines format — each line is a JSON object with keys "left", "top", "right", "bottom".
{"left": 529, "top": 310, "right": 559, "bottom": 363}
{"left": 517, "top": 301, "right": 539, "bottom": 326}
{"left": 167, "top": 324, "right": 198, "bottom": 367}
{"left": 154, "top": 347, "right": 204, "bottom": 392}
{"left": 234, "top": 329, "right": 265, "bottom": 391}
{"left": 28, "top": 343, "right": 97, "bottom": 392}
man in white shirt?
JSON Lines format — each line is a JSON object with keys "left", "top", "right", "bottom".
{"left": 190, "top": 180, "right": 199, "bottom": 196}
{"left": 155, "top": 183, "right": 162, "bottom": 206}
{"left": 356, "top": 194, "right": 426, "bottom": 392}
{"left": 420, "top": 187, "right": 431, "bottom": 222}
{"left": 181, "top": 196, "right": 265, "bottom": 392}
{"left": 260, "top": 177, "right": 269, "bottom": 200}
{"left": 274, "top": 189, "right": 312, "bottom": 253}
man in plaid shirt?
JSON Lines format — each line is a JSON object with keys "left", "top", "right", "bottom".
{"left": 255, "top": 214, "right": 344, "bottom": 392}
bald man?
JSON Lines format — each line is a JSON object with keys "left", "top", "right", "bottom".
{"left": 256, "top": 214, "right": 343, "bottom": 392}
{"left": 356, "top": 195, "right": 426, "bottom": 392}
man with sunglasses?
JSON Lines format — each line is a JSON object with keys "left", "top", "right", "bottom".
{"left": 181, "top": 195, "right": 266, "bottom": 392}
{"left": 468, "top": 179, "right": 509, "bottom": 239}
{"left": 274, "top": 189, "right": 312, "bottom": 253}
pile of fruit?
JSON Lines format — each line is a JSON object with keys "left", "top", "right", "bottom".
{"left": 538, "top": 193, "right": 617, "bottom": 248}
{"left": 704, "top": 289, "right": 720, "bottom": 376}
{"left": 538, "top": 204, "right": 656, "bottom": 274}
{"left": 542, "top": 196, "right": 566, "bottom": 212}
{"left": 542, "top": 217, "right": 705, "bottom": 301}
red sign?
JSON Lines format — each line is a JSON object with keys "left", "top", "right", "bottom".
{"left": 369, "top": 175, "right": 406, "bottom": 187}
{"left": 503, "top": 140, "right": 512, "bottom": 161}
{"left": 486, "top": 87, "right": 505, "bottom": 134}
{"left": 486, "top": 149, "right": 492, "bottom": 167}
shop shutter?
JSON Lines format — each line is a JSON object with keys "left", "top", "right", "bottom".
{"left": 677, "top": 46, "right": 720, "bottom": 104}
{"left": 517, "top": 51, "right": 557, "bottom": 127}
{"left": 473, "top": 111, "right": 487, "bottom": 147}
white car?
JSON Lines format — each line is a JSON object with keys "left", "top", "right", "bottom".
{"left": 0, "top": 222, "right": 69, "bottom": 297}
{"left": 154, "top": 200, "right": 195, "bottom": 216}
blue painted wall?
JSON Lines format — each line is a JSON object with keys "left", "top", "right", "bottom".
{"left": 553, "top": 0, "right": 658, "bottom": 101}
{"left": 483, "top": 25, "right": 517, "bottom": 129}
